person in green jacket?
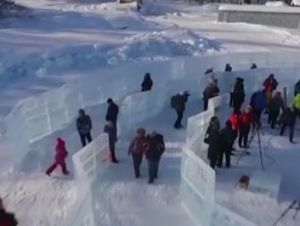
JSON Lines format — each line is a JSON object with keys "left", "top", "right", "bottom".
{"left": 293, "top": 93, "right": 300, "bottom": 118}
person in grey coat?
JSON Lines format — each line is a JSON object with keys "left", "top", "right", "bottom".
{"left": 104, "top": 121, "right": 118, "bottom": 163}
{"left": 76, "top": 109, "right": 92, "bottom": 147}
{"left": 268, "top": 91, "right": 284, "bottom": 129}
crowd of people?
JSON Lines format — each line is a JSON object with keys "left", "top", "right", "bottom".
{"left": 204, "top": 65, "right": 300, "bottom": 169}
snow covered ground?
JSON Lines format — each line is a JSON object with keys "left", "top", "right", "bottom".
{"left": 1, "top": 1, "right": 300, "bottom": 226}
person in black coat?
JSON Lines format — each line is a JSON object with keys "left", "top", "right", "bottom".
{"left": 217, "top": 120, "right": 235, "bottom": 168}
{"left": 106, "top": 98, "right": 119, "bottom": 127}
{"left": 141, "top": 73, "right": 153, "bottom": 92}
{"left": 207, "top": 121, "right": 222, "bottom": 169}
{"left": 231, "top": 77, "right": 245, "bottom": 113}
{"left": 76, "top": 109, "right": 92, "bottom": 147}
{"left": 279, "top": 107, "right": 296, "bottom": 143}
{"left": 268, "top": 92, "right": 284, "bottom": 129}
{"left": 0, "top": 198, "right": 18, "bottom": 226}
{"left": 145, "top": 131, "right": 165, "bottom": 184}
{"left": 225, "top": 63, "right": 232, "bottom": 72}
{"left": 171, "top": 91, "right": 190, "bottom": 129}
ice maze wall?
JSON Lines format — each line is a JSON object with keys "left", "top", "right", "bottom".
{"left": 5, "top": 52, "right": 300, "bottom": 226}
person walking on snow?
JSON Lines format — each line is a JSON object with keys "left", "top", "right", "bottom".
{"left": 76, "top": 109, "right": 92, "bottom": 147}
{"left": 141, "top": 73, "right": 153, "bottom": 92}
{"left": 170, "top": 91, "right": 190, "bottom": 129}
{"left": 104, "top": 121, "right": 119, "bottom": 163}
{"left": 46, "top": 138, "right": 69, "bottom": 176}
{"left": 231, "top": 77, "right": 245, "bottom": 114}
{"left": 279, "top": 107, "right": 296, "bottom": 143}
{"left": 263, "top": 74, "right": 278, "bottom": 112}
{"left": 268, "top": 92, "right": 284, "bottom": 129}
{"left": 0, "top": 198, "right": 18, "bottom": 226}
{"left": 238, "top": 106, "right": 253, "bottom": 149}
{"left": 145, "top": 131, "right": 165, "bottom": 184}
{"left": 128, "top": 128, "right": 149, "bottom": 178}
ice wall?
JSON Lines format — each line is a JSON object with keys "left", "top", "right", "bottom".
{"left": 181, "top": 148, "right": 215, "bottom": 226}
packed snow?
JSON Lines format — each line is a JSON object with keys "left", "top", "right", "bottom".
{"left": 1, "top": 1, "right": 300, "bottom": 226}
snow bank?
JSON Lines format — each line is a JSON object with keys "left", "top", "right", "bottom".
{"left": 0, "top": 173, "right": 77, "bottom": 226}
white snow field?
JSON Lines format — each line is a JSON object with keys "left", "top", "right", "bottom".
{"left": 1, "top": 1, "right": 300, "bottom": 226}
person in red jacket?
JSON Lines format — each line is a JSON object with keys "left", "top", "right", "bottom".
{"left": 239, "top": 106, "right": 253, "bottom": 148}
{"left": 46, "top": 138, "right": 69, "bottom": 176}
{"left": 0, "top": 198, "right": 18, "bottom": 226}
{"left": 128, "top": 128, "right": 149, "bottom": 178}
{"left": 263, "top": 74, "right": 278, "bottom": 112}
{"left": 228, "top": 111, "right": 241, "bottom": 152}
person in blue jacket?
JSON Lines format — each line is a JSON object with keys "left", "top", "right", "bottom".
{"left": 250, "top": 89, "right": 267, "bottom": 126}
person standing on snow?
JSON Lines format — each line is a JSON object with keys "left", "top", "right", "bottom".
{"left": 263, "top": 74, "right": 278, "bottom": 112}
{"left": 294, "top": 79, "right": 300, "bottom": 96}
{"left": 141, "top": 73, "right": 153, "bottom": 92}
{"left": 250, "top": 90, "right": 267, "bottom": 125}
{"left": 268, "top": 92, "right": 284, "bottom": 129}
{"left": 46, "top": 138, "right": 69, "bottom": 176}
{"left": 106, "top": 98, "right": 119, "bottom": 129}
{"left": 145, "top": 131, "right": 165, "bottom": 184}
{"left": 293, "top": 93, "right": 300, "bottom": 119}
{"left": 170, "top": 91, "right": 190, "bottom": 129}
{"left": 76, "top": 109, "right": 92, "bottom": 147}
{"left": 104, "top": 121, "right": 119, "bottom": 163}
{"left": 0, "top": 198, "right": 18, "bottom": 226}
{"left": 279, "top": 107, "right": 296, "bottom": 143}
{"left": 225, "top": 63, "right": 232, "bottom": 72}
{"left": 218, "top": 120, "right": 235, "bottom": 168}
{"left": 238, "top": 106, "right": 253, "bottom": 149}
{"left": 206, "top": 120, "right": 222, "bottom": 169}
{"left": 231, "top": 77, "right": 245, "bottom": 114}
{"left": 128, "top": 128, "right": 149, "bottom": 178}
{"left": 202, "top": 80, "right": 220, "bottom": 111}
{"left": 228, "top": 110, "right": 241, "bottom": 151}
{"left": 204, "top": 116, "right": 221, "bottom": 160}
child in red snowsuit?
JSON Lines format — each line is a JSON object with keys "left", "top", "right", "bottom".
{"left": 228, "top": 111, "right": 241, "bottom": 152}
{"left": 46, "top": 138, "right": 69, "bottom": 176}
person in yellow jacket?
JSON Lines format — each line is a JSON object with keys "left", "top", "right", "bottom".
{"left": 293, "top": 93, "right": 300, "bottom": 113}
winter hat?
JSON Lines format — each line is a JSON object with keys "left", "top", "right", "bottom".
{"left": 79, "top": 109, "right": 85, "bottom": 115}
{"left": 151, "top": 130, "right": 158, "bottom": 137}
{"left": 57, "top": 137, "right": 65, "bottom": 146}
{"left": 107, "top": 98, "right": 113, "bottom": 104}
{"left": 137, "top": 128, "right": 146, "bottom": 136}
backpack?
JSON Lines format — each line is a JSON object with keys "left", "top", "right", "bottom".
{"left": 170, "top": 95, "right": 177, "bottom": 109}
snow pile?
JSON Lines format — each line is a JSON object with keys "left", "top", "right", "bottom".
{"left": 0, "top": 29, "right": 219, "bottom": 83}
{"left": 0, "top": 173, "right": 77, "bottom": 226}
{"left": 112, "top": 29, "right": 220, "bottom": 61}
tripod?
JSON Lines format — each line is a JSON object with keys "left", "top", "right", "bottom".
{"left": 273, "top": 200, "right": 300, "bottom": 226}
{"left": 236, "top": 121, "right": 265, "bottom": 169}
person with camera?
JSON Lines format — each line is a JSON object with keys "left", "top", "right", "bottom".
{"left": 170, "top": 91, "right": 190, "bottom": 129}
